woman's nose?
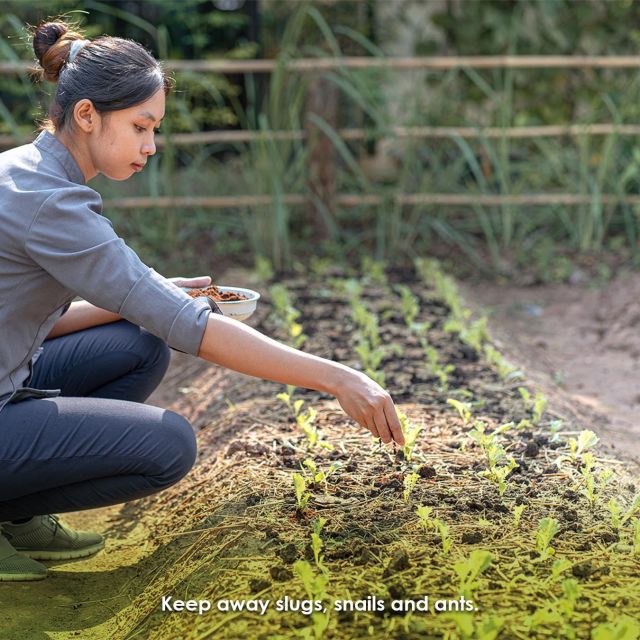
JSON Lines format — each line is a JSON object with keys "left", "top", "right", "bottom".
{"left": 142, "top": 140, "right": 156, "bottom": 156}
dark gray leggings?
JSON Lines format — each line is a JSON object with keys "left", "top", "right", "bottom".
{"left": 0, "top": 320, "right": 197, "bottom": 522}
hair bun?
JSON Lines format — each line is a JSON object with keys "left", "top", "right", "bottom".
{"left": 32, "top": 21, "right": 84, "bottom": 83}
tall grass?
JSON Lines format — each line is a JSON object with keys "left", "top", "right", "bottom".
{"left": 3, "top": 4, "right": 640, "bottom": 275}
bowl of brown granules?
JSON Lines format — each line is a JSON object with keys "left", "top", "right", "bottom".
{"left": 182, "top": 284, "right": 260, "bottom": 321}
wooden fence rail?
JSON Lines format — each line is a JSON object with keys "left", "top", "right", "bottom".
{"left": 102, "top": 193, "right": 640, "bottom": 210}
{"left": 3, "top": 123, "right": 640, "bottom": 149}
{"left": 5, "top": 55, "right": 640, "bottom": 75}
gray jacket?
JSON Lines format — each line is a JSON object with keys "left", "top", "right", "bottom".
{"left": 0, "top": 129, "right": 220, "bottom": 414}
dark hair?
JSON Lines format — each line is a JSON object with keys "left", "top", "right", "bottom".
{"left": 31, "top": 20, "right": 174, "bottom": 132}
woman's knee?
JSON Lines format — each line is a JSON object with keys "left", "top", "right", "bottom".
{"left": 151, "top": 411, "right": 197, "bottom": 486}
{"left": 137, "top": 328, "right": 171, "bottom": 376}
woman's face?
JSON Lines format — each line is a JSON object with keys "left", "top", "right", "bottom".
{"left": 87, "top": 88, "right": 165, "bottom": 181}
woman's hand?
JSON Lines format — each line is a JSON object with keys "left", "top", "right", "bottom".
{"left": 169, "top": 275, "right": 212, "bottom": 288}
{"left": 330, "top": 368, "right": 405, "bottom": 446}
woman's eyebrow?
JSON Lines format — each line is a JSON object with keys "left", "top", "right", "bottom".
{"left": 138, "top": 111, "right": 163, "bottom": 123}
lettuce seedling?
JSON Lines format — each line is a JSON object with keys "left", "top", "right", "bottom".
{"left": 454, "top": 550, "right": 493, "bottom": 599}
{"left": 447, "top": 398, "right": 472, "bottom": 426}
{"left": 311, "top": 516, "right": 327, "bottom": 572}
{"left": 513, "top": 504, "right": 527, "bottom": 529}
{"left": 396, "top": 284, "right": 420, "bottom": 328}
{"left": 568, "top": 429, "right": 599, "bottom": 463}
{"left": 536, "top": 517, "right": 560, "bottom": 560}
{"left": 609, "top": 495, "right": 640, "bottom": 531}
{"left": 399, "top": 412, "right": 423, "bottom": 461}
{"left": 302, "top": 459, "right": 341, "bottom": 492}
{"left": 433, "top": 518, "right": 453, "bottom": 554}
{"left": 293, "top": 472, "right": 311, "bottom": 511}
{"left": 403, "top": 472, "right": 419, "bottom": 504}
{"left": 415, "top": 505, "right": 434, "bottom": 532}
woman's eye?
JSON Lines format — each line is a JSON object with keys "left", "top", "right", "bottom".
{"left": 135, "top": 125, "right": 145, "bottom": 132}
{"left": 153, "top": 128, "right": 161, "bottom": 134}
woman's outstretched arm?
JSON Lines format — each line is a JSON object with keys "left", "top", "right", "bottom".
{"left": 45, "top": 300, "right": 121, "bottom": 339}
{"left": 197, "top": 313, "right": 405, "bottom": 445}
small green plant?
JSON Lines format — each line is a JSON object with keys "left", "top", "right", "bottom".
{"left": 468, "top": 422, "right": 518, "bottom": 495}
{"left": 399, "top": 412, "right": 423, "bottom": 461}
{"left": 269, "top": 283, "right": 308, "bottom": 348}
{"left": 293, "top": 472, "right": 311, "bottom": 511}
{"left": 513, "top": 504, "right": 527, "bottom": 529}
{"left": 395, "top": 284, "right": 420, "bottom": 328}
{"left": 579, "top": 453, "right": 597, "bottom": 507}
{"left": 447, "top": 398, "right": 473, "bottom": 426}
{"left": 415, "top": 505, "right": 434, "bottom": 531}
{"left": 311, "top": 516, "right": 327, "bottom": 572}
{"left": 294, "top": 560, "right": 330, "bottom": 640}
{"left": 277, "top": 384, "right": 303, "bottom": 416}
{"left": 483, "top": 344, "right": 524, "bottom": 381}
{"left": 608, "top": 495, "right": 640, "bottom": 532}
{"left": 454, "top": 550, "right": 494, "bottom": 599}
{"left": 633, "top": 518, "right": 640, "bottom": 556}
{"left": 403, "top": 471, "right": 419, "bottom": 503}
{"left": 536, "top": 517, "right": 560, "bottom": 560}
{"left": 568, "top": 429, "right": 599, "bottom": 463}
{"left": 433, "top": 518, "right": 453, "bottom": 554}
{"left": 421, "top": 337, "right": 455, "bottom": 389}
{"left": 302, "top": 459, "right": 341, "bottom": 492}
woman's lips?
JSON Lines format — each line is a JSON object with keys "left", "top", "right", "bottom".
{"left": 131, "top": 163, "right": 144, "bottom": 171}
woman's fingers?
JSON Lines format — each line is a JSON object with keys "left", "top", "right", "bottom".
{"left": 384, "top": 397, "right": 405, "bottom": 446}
{"left": 373, "top": 407, "right": 393, "bottom": 444}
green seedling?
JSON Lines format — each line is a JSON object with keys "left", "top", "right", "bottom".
{"left": 296, "top": 406, "right": 333, "bottom": 451}
{"left": 468, "top": 422, "right": 518, "bottom": 495}
{"left": 293, "top": 472, "right": 311, "bottom": 511}
{"left": 550, "top": 558, "right": 572, "bottom": 582}
{"left": 399, "top": 412, "right": 423, "bottom": 461}
{"left": 403, "top": 472, "right": 419, "bottom": 503}
{"left": 447, "top": 398, "right": 472, "bottom": 426}
{"left": 454, "top": 550, "right": 494, "bottom": 600}
{"left": 421, "top": 338, "right": 455, "bottom": 389}
{"left": 513, "top": 504, "right": 527, "bottom": 529}
{"left": 579, "top": 453, "right": 597, "bottom": 507}
{"left": 608, "top": 495, "right": 640, "bottom": 531}
{"left": 294, "top": 560, "right": 330, "bottom": 640}
{"left": 395, "top": 284, "right": 420, "bottom": 328}
{"left": 483, "top": 344, "right": 524, "bottom": 381}
{"left": 277, "top": 384, "right": 304, "bottom": 416}
{"left": 269, "top": 283, "right": 308, "bottom": 348}
{"left": 536, "top": 517, "right": 560, "bottom": 560}
{"left": 415, "top": 505, "right": 434, "bottom": 531}
{"left": 302, "top": 458, "right": 341, "bottom": 492}
{"left": 361, "top": 255, "right": 388, "bottom": 287}
{"left": 592, "top": 615, "right": 640, "bottom": 640}
{"left": 351, "top": 299, "right": 381, "bottom": 347}
{"left": 568, "top": 429, "right": 599, "bottom": 463}
{"left": 432, "top": 518, "right": 453, "bottom": 554}
{"left": 311, "top": 516, "right": 327, "bottom": 572}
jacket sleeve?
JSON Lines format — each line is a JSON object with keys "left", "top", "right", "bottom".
{"left": 24, "top": 185, "right": 221, "bottom": 356}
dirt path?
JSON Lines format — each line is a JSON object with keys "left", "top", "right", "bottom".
{"left": 461, "top": 270, "right": 640, "bottom": 475}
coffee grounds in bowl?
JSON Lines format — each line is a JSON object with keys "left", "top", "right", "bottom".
{"left": 185, "top": 284, "right": 248, "bottom": 302}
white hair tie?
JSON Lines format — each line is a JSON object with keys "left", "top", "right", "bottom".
{"left": 68, "top": 39, "right": 90, "bottom": 64}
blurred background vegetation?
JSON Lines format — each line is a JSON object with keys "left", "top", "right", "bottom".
{"left": 3, "top": 0, "right": 640, "bottom": 282}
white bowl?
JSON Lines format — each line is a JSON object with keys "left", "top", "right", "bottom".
{"left": 182, "top": 285, "right": 260, "bottom": 322}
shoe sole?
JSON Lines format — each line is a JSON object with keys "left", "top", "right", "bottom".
{"left": 0, "top": 571, "right": 48, "bottom": 581}
{"left": 17, "top": 541, "right": 105, "bottom": 561}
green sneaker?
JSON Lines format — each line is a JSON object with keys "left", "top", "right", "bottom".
{"left": 0, "top": 528, "right": 48, "bottom": 581}
{"left": 1, "top": 514, "right": 105, "bottom": 561}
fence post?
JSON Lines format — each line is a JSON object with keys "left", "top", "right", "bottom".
{"left": 305, "top": 73, "right": 338, "bottom": 241}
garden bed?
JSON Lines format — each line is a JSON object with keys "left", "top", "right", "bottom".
{"left": 109, "top": 260, "right": 639, "bottom": 639}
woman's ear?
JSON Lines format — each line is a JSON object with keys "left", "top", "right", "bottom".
{"left": 73, "top": 99, "right": 97, "bottom": 133}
